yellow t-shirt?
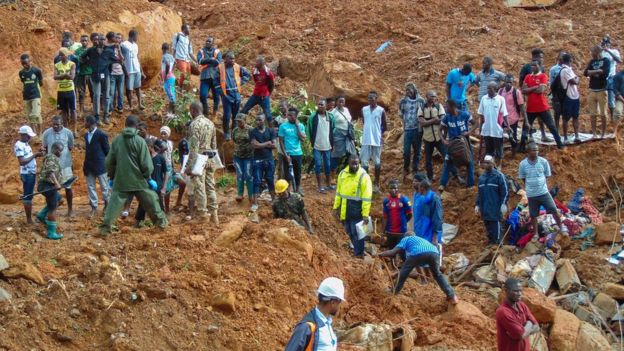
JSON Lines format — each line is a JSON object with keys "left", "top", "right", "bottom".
{"left": 55, "top": 61, "right": 75, "bottom": 92}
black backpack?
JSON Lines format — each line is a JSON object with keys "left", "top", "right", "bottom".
{"left": 550, "top": 67, "right": 568, "bottom": 105}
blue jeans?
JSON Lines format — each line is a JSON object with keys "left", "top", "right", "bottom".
{"left": 607, "top": 76, "right": 615, "bottom": 109}
{"left": 253, "top": 158, "right": 275, "bottom": 194}
{"left": 313, "top": 149, "right": 331, "bottom": 176}
{"left": 233, "top": 157, "right": 253, "bottom": 198}
{"left": 221, "top": 95, "right": 240, "bottom": 137}
{"left": 20, "top": 173, "right": 36, "bottom": 204}
{"left": 163, "top": 77, "right": 176, "bottom": 103}
{"left": 394, "top": 252, "right": 455, "bottom": 297}
{"left": 199, "top": 79, "right": 219, "bottom": 113}
{"left": 345, "top": 220, "right": 365, "bottom": 257}
{"left": 108, "top": 74, "right": 124, "bottom": 110}
{"left": 241, "top": 95, "right": 273, "bottom": 123}
{"left": 403, "top": 129, "right": 422, "bottom": 173}
{"left": 440, "top": 155, "right": 474, "bottom": 187}
{"left": 92, "top": 76, "right": 110, "bottom": 121}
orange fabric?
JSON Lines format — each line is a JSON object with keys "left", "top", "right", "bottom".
{"left": 304, "top": 322, "right": 316, "bottom": 351}
{"left": 199, "top": 48, "right": 220, "bottom": 72}
{"left": 175, "top": 59, "right": 191, "bottom": 73}
{"left": 218, "top": 63, "right": 241, "bottom": 93}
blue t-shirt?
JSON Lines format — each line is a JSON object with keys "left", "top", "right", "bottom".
{"left": 396, "top": 235, "right": 438, "bottom": 258}
{"left": 441, "top": 111, "right": 472, "bottom": 139}
{"left": 278, "top": 122, "right": 305, "bottom": 156}
{"left": 446, "top": 68, "right": 475, "bottom": 103}
{"left": 518, "top": 156, "right": 551, "bottom": 197}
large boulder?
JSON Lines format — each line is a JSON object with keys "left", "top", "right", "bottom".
{"left": 309, "top": 60, "right": 394, "bottom": 108}
{"left": 1, "top": 262, "right": 46, "bottom": 285}
{"left": 594, "top": 222, "right": 621, "bottom": 245}
{"left": 0, "top": 5, "right": 182, "bottom": 113}
{"left": 576, "top": 321, "right": 611, "bottom": 350}
{"left": 593, "top": 292, "right": 618, "bottom": 320}
{"left": 549, "top": 309, "right": 580, "bottom": 351}
{"left": 90, "top": 7, "right": 183, "bottom": 85}
{"left": 522, "top": 288, "right": 556, "bottom": 323}
{"left": 604, "top": 283, "right": 624, "bottom": 300}
{"left": 441, "top": 301, "right": 490, "bottom": 326}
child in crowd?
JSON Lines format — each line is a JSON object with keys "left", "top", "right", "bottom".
{"left": 161, "top": 43, "right": 176, "bottom": 114}
{"left": 135, "top": 139, "right": 168, "bottom": 227}
{"left": 382, "top": 179, "right": 413, "bottom": 263}
{"left": 159, "top": 126, "right": 186, "bottom": 213}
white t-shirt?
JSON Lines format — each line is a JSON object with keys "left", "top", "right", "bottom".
{"left": 172, "top": 33, "right": 193, "bottom": 61}
{"left": 362, "top": 105, "right": 385, "bottom": 146}
{"left": 560, "top": 65, "right": 580, "bottom": 100}
{"left": 478, "top": 94, "right": 508, "bottom": 138}
{"left": 314, "top": 114, "right": 332, "bottom": 151}
{"left": 14, "top": 140, "right": 36, "bottom": 174}
{"left": 331, "top": 107, "right": 352, "bottom": 131}
{"left": 602, "top": 48, "right": 621, "bottom": 78}
{"left": 121, "top": 41, "right": 141, "bottom": 74}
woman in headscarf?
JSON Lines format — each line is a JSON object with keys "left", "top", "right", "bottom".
{"left": 330, "top": 96, "right": 355, "bottom": 180}
{"left": 159, "top": 125, "right": 186, "bottom": 213}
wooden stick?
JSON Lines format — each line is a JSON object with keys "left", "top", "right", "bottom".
{"left": 452, "top": 248, "right": 492, "bottom": 284}
{"left": 489, "top": 226, "right": 512, "bottom": 267}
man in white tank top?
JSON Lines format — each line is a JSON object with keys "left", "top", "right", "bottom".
{"left": 360, "top": 91, "right": 387, "bottom": 192}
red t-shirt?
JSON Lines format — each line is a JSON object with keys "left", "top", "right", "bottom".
{"left": 383, "top": 194, "right": 412, "bottom": 234}
{"left": 252, "top": 68, "right": 275, "bottom": 97}
{"left": 523, "top": 73, "right": 550, "bottom": 113}
{"left": 496, "top": 301, "right": 538, "bottom": 351}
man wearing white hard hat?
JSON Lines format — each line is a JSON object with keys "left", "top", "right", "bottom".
{"left": 475, "top": 155, "right": 508, "bottom": 244}
{"left": 14, "top": 125, "right": 44, "bottom": 224}
{"left": 284, "top": 277, "right": 344, "bottom": 351}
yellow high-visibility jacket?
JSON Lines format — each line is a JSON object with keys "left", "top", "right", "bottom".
{"left": 333, "top": 166, "right": 373, "bottom": 221}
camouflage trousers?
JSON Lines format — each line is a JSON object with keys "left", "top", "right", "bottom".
{"left": 191, "top": 163, "right": 218, "bottom": 212}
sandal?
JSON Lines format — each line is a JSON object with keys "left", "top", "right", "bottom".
{"left": 317, "top": 187, "right": 326, "bottom": 194}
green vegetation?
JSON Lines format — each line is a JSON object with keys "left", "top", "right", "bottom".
{"left": 216, "top": 173, "right": 235, "bottom": 189}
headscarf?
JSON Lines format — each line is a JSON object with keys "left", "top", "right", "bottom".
{"left": 160, "top": 126, "right": 171, "bottom": 137}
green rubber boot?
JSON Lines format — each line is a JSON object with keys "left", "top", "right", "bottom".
{"left": 45, "top": 220, "right": 63, "bottom": 240}
{"left": 36, "top": 207, "right": 48, "bottom": 224}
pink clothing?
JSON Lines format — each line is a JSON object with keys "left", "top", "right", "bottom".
{"left": 499, "top": 87, "right": 525, "bottom": 125}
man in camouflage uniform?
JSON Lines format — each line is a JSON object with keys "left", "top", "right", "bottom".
{"left": 36, "top": 141, "right": 65, "bottom": 240}
{"left": 272, "top": 179, "right": 314, "bottom": 234}
{"left": 186, "top": 101, "right": 219, "bottom": 224}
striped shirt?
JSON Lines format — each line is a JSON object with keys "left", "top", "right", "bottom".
{"left": 396, "top": 236, "right": 438, "bottom": 258}
{"left": 518, "top": 156, "right": 551, "bottom": 197}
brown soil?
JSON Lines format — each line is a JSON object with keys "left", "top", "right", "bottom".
{"left": 1, "top": 0, "right": 624, "bottom": 350}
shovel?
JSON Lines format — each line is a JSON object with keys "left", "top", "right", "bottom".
{"left": 288, "top": 163, "right": 297, "bottom": 191}
{"left": 19, "top": 176, "right": 78, "bottom": 200}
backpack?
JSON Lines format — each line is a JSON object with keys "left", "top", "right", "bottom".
{"left": 550, "top": 67, "right": 568, "bottom": 105}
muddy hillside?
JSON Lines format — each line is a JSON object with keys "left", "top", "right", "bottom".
{"left": 1, "top": 0, "right": 623, "bottom": 350}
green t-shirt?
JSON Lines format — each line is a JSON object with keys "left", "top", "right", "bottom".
{"left": 74, "top": 46, "right": 92, "bottom": 76}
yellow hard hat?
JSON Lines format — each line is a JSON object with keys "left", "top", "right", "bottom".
{"left": 275, "top": 179, "right": 289, "bottom": 194}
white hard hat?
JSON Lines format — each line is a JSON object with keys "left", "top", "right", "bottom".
{"left": 18, "top": 125, "right": 36, "bottom": 137}
{"left": 483, "top": 155, "right": 494, "bottom": 163}
{"left": 317, "top": 277, "right": 345, "bottom": 301}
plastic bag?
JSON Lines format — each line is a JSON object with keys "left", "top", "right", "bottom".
{"left": 356, "top": 217, "right": 373, "bottom": 240}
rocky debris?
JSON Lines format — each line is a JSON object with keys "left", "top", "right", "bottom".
{"left": 576, "top": 321, "right": 611, "bottom": 350}
{"left": 441, "top": 301, "right": 491, "bottom": 326}
{"left": 189, "top": 235, "right": 206, "bottom": 242}
{"left": 215, "top": 216, "right": 247, "bottom": 246}
{"left": 594, "top": 222, "right": 621, "bottom": 245}
{"left": 603, "top": 283, "right": 624, "bottom": 300}
{"left": 268, "top": 228, "right": 313, "bottom": 262}
{"left": 0, "top": 286, "right": 11, "bottom": 302}
{"left": 211, "top": 292, "right": 236, "bottom": 314}
{"left": 522, "top": 288, "right": 556, "bottom": 323}
{"left": 521, "top": 32, "right": 545, "bottom": 48}
{"left": 0, "top": 253, "right": 8, "bottom": 271}
{"left": 337, "top": 323, "right": 393, "bottom": 350}
{"left": 1, "top": 262, "right": 45, "bottom": 285}
{"left": 69, "top": 308, "right": 81, "bottom": 318}
{"left": 139, "top": 284, "right": 174, "bottom": 300}
{"left": 256, "top": 23, "right": 271, "bottom": 39}
{"left": 592, "top": 292, "right": 618, "bottom": 320}
{"left": 555, "top": 259, "right": 581, "bottom": 294}
{"left": 549, "top": 309, "right": 580, "bottom": 351}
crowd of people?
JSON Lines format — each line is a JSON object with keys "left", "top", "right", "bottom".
{"left": 12, "top": 24, "right": 624, "bottom": 351}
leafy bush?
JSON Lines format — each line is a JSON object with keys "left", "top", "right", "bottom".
{"left": 216, "top": 173, "right": 235, "bottom": 189}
